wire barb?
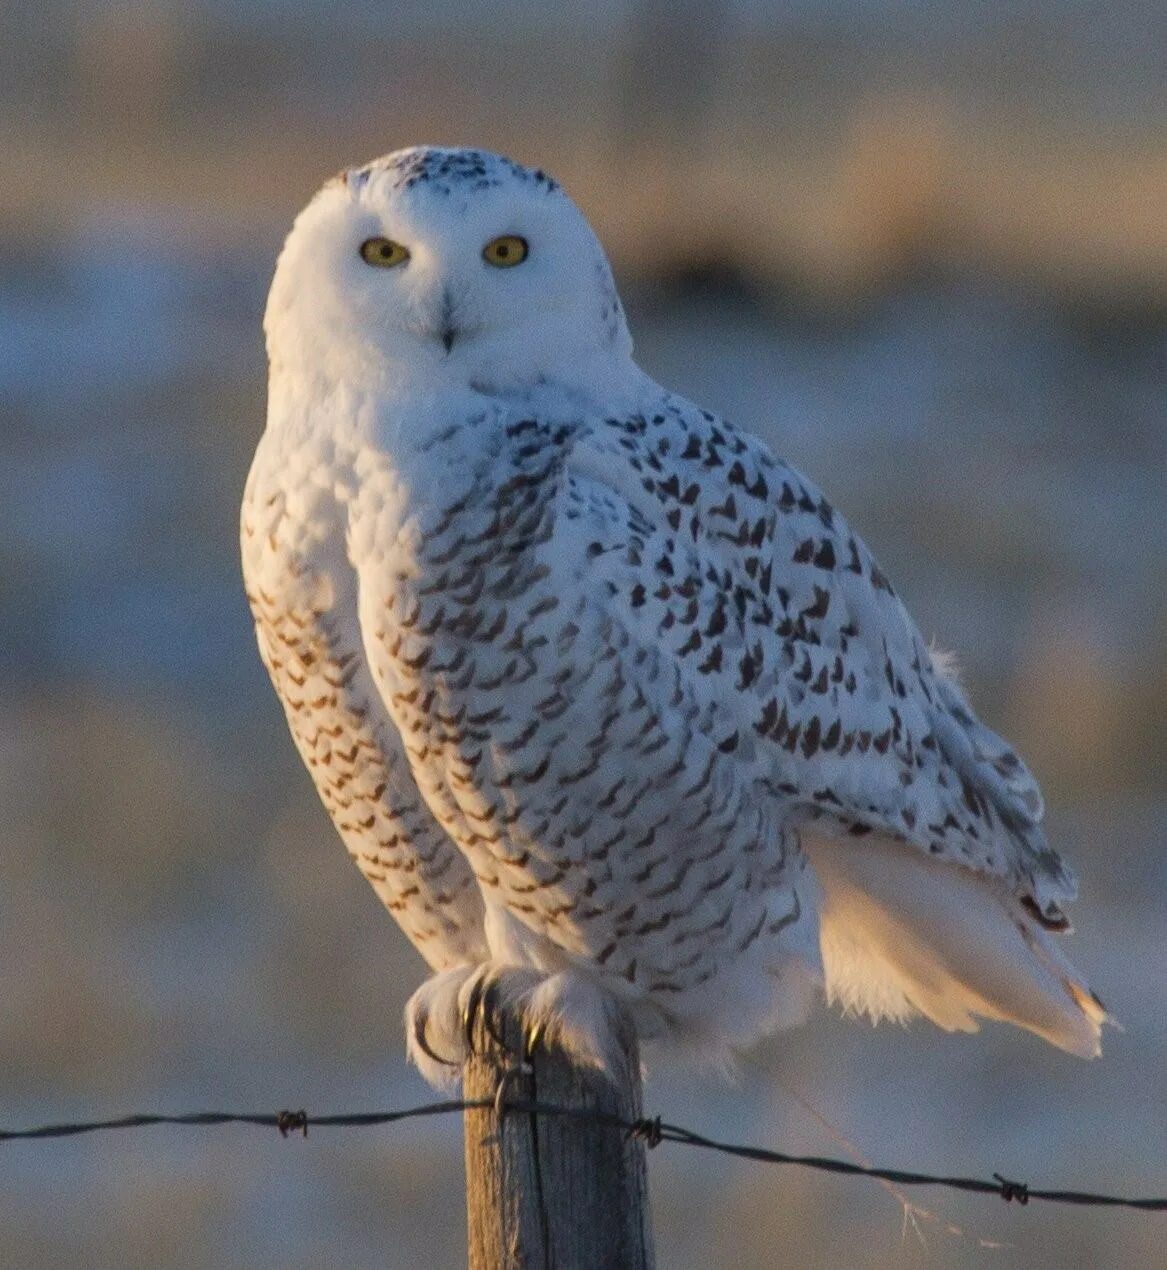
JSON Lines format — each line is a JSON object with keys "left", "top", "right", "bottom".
{"left": 276, "top": 1109, "right": 308, "bottom": 1139}
{"left": 628, "top": 1116, "right": 664, "bottom": 1149}
{"left": 2, "top": 1100, "right": 1164, "bottom": 1213}
{"left": 994, "top": 1173, "right": 1030, "bottom": 1205}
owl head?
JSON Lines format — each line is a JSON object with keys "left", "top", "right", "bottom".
{"left": 265, "top": 146, "right": 633, "bottom": 392}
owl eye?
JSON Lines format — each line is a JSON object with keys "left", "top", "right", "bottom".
{"left": 482, "top": 235, "right": 529, "bottom": 268}
{"left": 359, "top": 237, "right": 410, "bottom": 268}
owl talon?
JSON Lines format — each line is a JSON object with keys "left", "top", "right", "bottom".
{"left": 462, "top": 969, "right": 509, "bottom": 1054}
{"left": 461, "top": 975, "right": 485, "bottom": 1052}
{"left": 524, "top": 1019, "right": 545, "bottom": 1061}
{"left": 481, "top": 978, "right": 509, "bottom": 1050}
{"left": 413, "top": 997, "right": 459, "bottom": 1069}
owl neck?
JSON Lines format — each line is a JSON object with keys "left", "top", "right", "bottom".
{"left": 266, "top": 337, "right": 654, "bottom": 463}
{"left": 269, "top": 325, "right": 645, "bottom": 435}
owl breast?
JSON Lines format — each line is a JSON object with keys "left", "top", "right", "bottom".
{"left": 354, "top": 414, "right": 805, "bottom": 998}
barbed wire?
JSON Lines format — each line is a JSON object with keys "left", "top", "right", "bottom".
{"left": 2, "top": 1098, "right": 1164, "bottom": 1212}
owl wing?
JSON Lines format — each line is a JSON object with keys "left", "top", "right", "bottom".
{"left": 566, "top": 396, "right": 1074, "bottom": 922}
{"left": 242, "top": 441, "right": 488, "bottom": 971}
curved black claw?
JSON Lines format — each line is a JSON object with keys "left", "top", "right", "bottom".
{"left": 523, "top": 1018, "right": 545, "bottom": 1064}
{"left": 413, "top": 997, "right": 459, "bottom": 1069}
{"left": 462, "top": 974, "right": 486, "bottom": 1053}
{"left": 462, "top": 970, "right": 508, "bottom": 1054}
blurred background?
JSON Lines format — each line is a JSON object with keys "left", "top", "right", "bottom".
{"left": 1, "top": 2, "right": 1164, "bottom": 1266}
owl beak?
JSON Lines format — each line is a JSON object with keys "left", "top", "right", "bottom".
{"left": 438, "top": 286, "right": 458, "bottom": 355}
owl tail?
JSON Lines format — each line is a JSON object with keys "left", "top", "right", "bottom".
{"left": 803, "top": 832, "right": 1110, "bottom": 1058}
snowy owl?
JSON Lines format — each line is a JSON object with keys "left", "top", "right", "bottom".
{"left": 242, "top": 146, "right": 1108, "bottom": 1087}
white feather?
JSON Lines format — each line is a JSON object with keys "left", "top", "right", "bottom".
{"left": 805, "top": 832, "right": 1106, "bottom": 1058}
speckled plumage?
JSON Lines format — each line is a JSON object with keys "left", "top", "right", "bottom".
{"left": 243, "top": 146, "right": 1106, "bottom": 1086}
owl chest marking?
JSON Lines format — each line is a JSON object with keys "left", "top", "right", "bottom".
{"left": 370, "top": 423, "right": 570, "bottom": 739}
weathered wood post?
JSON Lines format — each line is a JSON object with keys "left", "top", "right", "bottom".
{"left": 463, "top": 1003, "right": 655, "bottom": 1269}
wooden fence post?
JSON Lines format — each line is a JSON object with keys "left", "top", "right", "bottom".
{"left": 463, "top": 1001, "right": 656, "bottom": 1269}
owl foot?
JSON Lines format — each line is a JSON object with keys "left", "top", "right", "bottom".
{"left": 459, "top": 965, "right": 626, "bottom": 1079}
{"left": 519, "top": 970, "right": 630, "bottom": 1086}
{"left": 406, "top": 963, "right": 629, "bottom": 1089}
{"left": 405, "top": 967, "right": 474, "bottom": 1089}
{"left": 460, "top": 964, "right": 511, "bottom": 1054}
{"left": 404, "top": 963, "right": 541, "bottom": 1089}
{"left": 459, "top": 962, "right": 544, "bottom": 1059}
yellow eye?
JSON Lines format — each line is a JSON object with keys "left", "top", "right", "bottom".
{"left": 482, "top": 235, "right": 528, "bottom": 268}
{"left": 359, "top": 237, "right": 410, "bottom": 268}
